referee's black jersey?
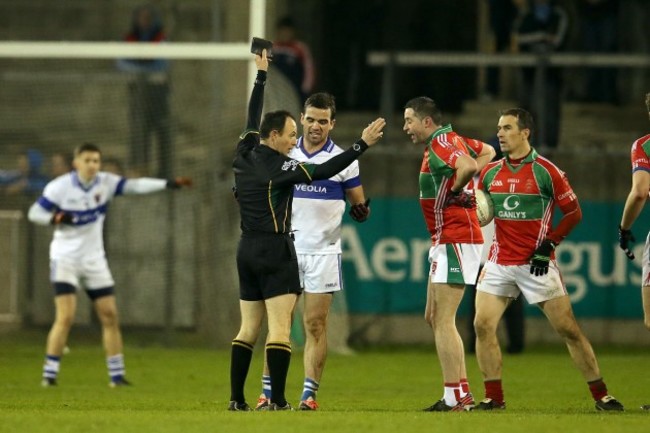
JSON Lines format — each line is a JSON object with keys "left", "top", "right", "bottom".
{"left": 233, "top": 131, "right": 318, "bottom": 234}
{"left": 233, "top": 69, "right": 368, "bottom": 235}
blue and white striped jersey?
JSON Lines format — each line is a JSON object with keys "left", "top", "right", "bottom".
{"left": 289, "top": 137, "right": 361, "bottom": 254}
{"left": 36, "top": 171, "right": 125, "bottom": 261}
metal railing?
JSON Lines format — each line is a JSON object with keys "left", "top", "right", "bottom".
{"left": 367, "top": 51, "right": 650, "bottom": 147}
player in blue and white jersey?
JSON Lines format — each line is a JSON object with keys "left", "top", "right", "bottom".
{"left": 28, "top": 143, "right": 191, "bottom": 387}
{"left": 256, "top": 93, "right": 371, "bottom": 411}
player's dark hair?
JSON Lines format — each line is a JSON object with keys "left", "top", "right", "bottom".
{"left": 260, "top": 110, "right": 295, "bottom": 139}
{"left": 645, "top": 92, "right": 650, "bottom": 114}
{"left": 74, "top": 142, "right": 102, "bottom": 156}
{"left": 404, "top": 97, "right": 442, "bottom": 125}
{"left": 304, "top": 92, "right": 336, "bottom": 120}
{"left": 499, "top": 108, "right": 535, "bottom": 135}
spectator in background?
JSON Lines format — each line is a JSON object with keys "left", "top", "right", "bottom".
{"left": 0, "top": 149, "right": 49, "bottom": 196}
{"left": 484, "top": 0, "right": 520, "bottom": 100}
{"left": 578, "top": 0, "right": 619, "bottom": 104}
{"left": 515, "top": 0, "right": 568, "bottom": 151}
{"left": 117, "top": 3, "right": 172, "bottom": 178}
{"left": 50, "top": 152, "right": 72, "bottom": 178}
{"left": 50, "top": 153, "right": 72, "bottom": 178}
{"left": 272, "top": 16, "right": 315, "bottom": 104}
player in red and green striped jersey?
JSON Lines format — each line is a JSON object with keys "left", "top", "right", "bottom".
{"left": 473, "top": 108, "right": 623, "bottom": 412}
{"left": 404, "top": 97, "right": 495, "bottom": 412}
{"left": 619, "top": 92, "right": 650, "bottom": 411}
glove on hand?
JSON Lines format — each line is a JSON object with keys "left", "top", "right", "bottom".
{"left": 444, "top": 189, "right": 475, "bottom": 209}
{"left": 51, "top": 212, "right": 74, "bottom": 225}
{"left": 167, "top": 177, "right": 193, "bottom": 189}
{"left": 350, "top": 198, "right": 371, "bottom": 223}
{"left": 618, "top": 226, "right": 635, "bottom": 260}
{"left": 529, "top": 239, "right": 556, "bottom": 276}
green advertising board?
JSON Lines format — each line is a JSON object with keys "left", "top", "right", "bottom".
{"left": 341, "top": 199, "right": 647, "bottom": 318}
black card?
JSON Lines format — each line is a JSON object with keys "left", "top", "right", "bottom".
{"left": 250, "top": 37, "right": 273, "bottom": 58}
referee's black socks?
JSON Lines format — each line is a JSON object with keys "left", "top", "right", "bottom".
{"left": 230, "top": 340, "right": 254, "bottom": 403}
{"left": 266, "top": 341, "right": 292, "bottom": 407}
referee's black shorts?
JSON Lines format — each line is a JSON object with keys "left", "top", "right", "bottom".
{"left": 236, "top": 232, "right": 302, "bottom": 301}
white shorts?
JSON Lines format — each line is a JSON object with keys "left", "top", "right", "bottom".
{"left": 642, "top": 232, "right": 650, "bottom": 287}
{"left": 297, "top": 253, "right": 343, "bottom": 294}
{"left": 477, "top": 260, "right": 567, "bottom": 304}
{"left": 428, "top": 243, "right": 482, "bottom": 285}
{"left": 50, "top": 257, "right": 115, "bottom": 291}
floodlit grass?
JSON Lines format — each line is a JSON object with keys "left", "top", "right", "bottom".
{"left": 0, "top": 329, "right": 647, "bottom": 433}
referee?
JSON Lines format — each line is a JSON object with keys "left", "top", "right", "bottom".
{"left": 228, "top": 50, "right": 385, "bottom": 411}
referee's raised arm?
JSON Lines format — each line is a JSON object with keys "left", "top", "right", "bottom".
{"left": 245, "top": 50, "right": 269, "bottom": 132}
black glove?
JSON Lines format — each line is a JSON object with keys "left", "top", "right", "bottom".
{"left": 167, "top": 177, "right": 193, "bottom": 189}
{"left": 529, "top": 239, "right": 556, "bottom": 276}
{"left": 444, "top": 189, "right": 475, "bottom": 209}
{"left": 349, "top": 198, "right": 371, "bottom": 223}
{"left": 619, "top": 226, "right": 635, "bottom": 260}
{"left": 51, "top": 212, "right": 74, "bottom": 225}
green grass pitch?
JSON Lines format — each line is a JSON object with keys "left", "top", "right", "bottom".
{"left": 0, "top": 329, "right": 647, "bottom": 433}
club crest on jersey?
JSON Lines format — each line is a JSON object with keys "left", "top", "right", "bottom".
{"left": 431, "top": 262, "right": 437, "bottom": 274}
{"left": 281, "top": 160, "right": 301, "bottom": 171}
{"left": 94, "top": 193, "right": 101, "bottom": 203}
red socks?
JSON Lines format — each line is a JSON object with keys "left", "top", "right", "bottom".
{"left": 588, "top": 378, "right": 608, "bottom": 401}
{"left": 485, "top": 379, "right": 504, "bottom": 404}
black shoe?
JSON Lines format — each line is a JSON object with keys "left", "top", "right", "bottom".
{"left": 268, "top": 402, "right": 294, "bottom": 411}
{"left": 595, "top": 395, "right": 624, "bottom": 411}
{"left": 109, "top": 378, "right": 132, "bottom": 388}
{"left": 41, "top": 378, "right": 57, "bottom": 387}
{"left": 641, "top": 404, "right": 650, "bottom": 410}
{"left": 228, "top": 401, "right": 252, "bottom": 411}
{"left": 473, "top": 398, "right": 506, "bottom": 410}
{"left": 423, "top": 399, "right": 464, "bottom": 412}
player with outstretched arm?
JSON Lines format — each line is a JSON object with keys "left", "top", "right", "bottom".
{"left": 28, "top": 142, "right": 192, "bottom": 387}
